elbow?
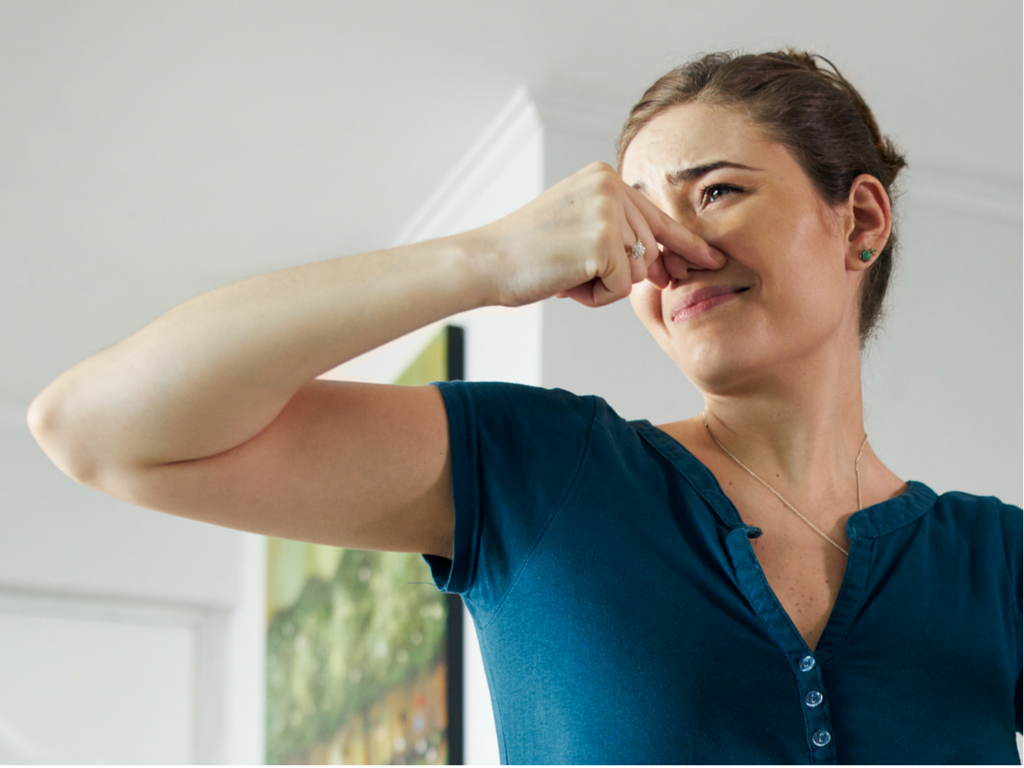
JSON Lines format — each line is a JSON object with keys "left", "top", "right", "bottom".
{"left": 27, "top": 389, "right": 101, "bottom": 487}
{"left": 26, "top": 389, "right": 58, "bottom": 442}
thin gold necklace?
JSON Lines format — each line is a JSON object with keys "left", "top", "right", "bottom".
{"left": 702, "top": 412, "right": 868, "bottom": 557}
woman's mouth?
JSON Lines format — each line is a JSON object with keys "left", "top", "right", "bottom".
{"left": 671, "top": 286, "right": 750, "bottom": 323}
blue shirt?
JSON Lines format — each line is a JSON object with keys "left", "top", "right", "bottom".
{"left": 423, "top": 381, "right": 1023, "bottom": 764}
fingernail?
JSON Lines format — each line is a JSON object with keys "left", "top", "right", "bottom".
{"left": 711, "top": 249, "right": 726, "bottom": 266}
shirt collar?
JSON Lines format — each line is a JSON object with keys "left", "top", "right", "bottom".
{"left": 633, "top": 419, "right": 938, "bottom": 540}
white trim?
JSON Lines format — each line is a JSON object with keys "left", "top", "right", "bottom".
{"left": 533, "top": 92, "right": 624, "bottom": 146}
{"left": 391, "top": 87, "right": 542, "bottom": 245}
{"left": 0, "top": 585, "right": 205, "bottom": 628}
{"left": 326, "top": 87, "right": 546, "bottom": 388}
{"left": 0, "top": 707, "right": 59, "bottom": 765}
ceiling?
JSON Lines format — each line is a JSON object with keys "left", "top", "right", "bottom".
{"left": 2, "top": 0, "right": 1021, "bottom": 407}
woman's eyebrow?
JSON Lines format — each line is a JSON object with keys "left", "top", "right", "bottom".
{"left": 631, "top": 160, "right": 760, "bottom": 192}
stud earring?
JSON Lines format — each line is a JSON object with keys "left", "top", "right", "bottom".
{"left": 859, "top": 248, "right": 877, "bottom": 262}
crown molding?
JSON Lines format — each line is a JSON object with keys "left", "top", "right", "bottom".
{"left": 532, "top": 91, "right": 625, "bottom": 144}
{"left": 391, "top": 87, "right": 542, "bottom": 246}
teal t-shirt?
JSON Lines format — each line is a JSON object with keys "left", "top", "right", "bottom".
{"left": 423, "top": 381, "right": 1023, "bottom": 764}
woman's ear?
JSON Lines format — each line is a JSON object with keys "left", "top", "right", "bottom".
{"left": 844, "top": 174, "right": 892, "bottom": 271}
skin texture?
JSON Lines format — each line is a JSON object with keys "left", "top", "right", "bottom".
{"left": 620, "top": 102, "right": 905, "bottom": 537}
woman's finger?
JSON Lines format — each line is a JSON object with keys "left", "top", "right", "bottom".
{"left": 619, "top": 196, "right": 663, "bottom": 286}
{"left": 616, "top": 221, "right": 650, "bottom": 287}
{"left": 568, "top": 181, "right": 665, "bottom": 306}
{"left": 624, "top": 185, "right": 725, "bottom": 270}
{"left": 590, "top": 240, "right": 634, "bottom": 306}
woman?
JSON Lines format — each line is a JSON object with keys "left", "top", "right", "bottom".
{"left": 28, "top": 50, "right": 1021, "bottom": 763}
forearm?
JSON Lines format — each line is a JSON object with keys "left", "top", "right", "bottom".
{"left": 28, "top": 233, "right": 494, "bottom": 479}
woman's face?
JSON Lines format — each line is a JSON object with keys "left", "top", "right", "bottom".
{"left": 621, "top": 102, "right": 862, "bottom": 393}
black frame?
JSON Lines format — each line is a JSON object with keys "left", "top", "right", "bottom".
{"left": 444, "top": 325, "right": 465, "bottom": 765}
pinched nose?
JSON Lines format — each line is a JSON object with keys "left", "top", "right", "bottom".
{"left": 658, "top": 245, "right": 724, "bottom": 283}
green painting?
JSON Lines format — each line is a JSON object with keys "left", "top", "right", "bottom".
{"left": 266, "top": 327, "right": 463, "bottom": 764}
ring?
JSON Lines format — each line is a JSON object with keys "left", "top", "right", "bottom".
{"left": 630, "top": 240, "right": 645, "bottom": 260}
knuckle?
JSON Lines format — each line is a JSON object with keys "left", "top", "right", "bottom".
{"left": 591, "top": 195, "right": 618, "bottom": 221}
{"left": 592, "top": 221, "right": 620, "bottom": 250}
{"left": 592, "top": 173, "right": 620, "bottom": 198}
{"left": 586, "top": 160, "right": 615, "bottom": 175}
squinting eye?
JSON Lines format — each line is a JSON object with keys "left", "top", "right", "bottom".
{"left": 701, "top": 183, "right": 743, "bottom": 206}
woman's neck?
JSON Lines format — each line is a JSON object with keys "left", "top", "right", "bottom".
{"left": 693, "top": 338, "right": 900, "bottom": 513}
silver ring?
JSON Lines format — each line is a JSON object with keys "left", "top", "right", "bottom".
{"left": 630, "top": 240, "right": 645, "bottom": 260}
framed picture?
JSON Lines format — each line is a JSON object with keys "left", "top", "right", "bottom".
{"left": 266, "top": 326, "right": 465, "bottom": 764}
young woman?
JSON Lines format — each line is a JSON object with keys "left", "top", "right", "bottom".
{"left": 28, "top": 50, "right": 1022, "bottom": 763}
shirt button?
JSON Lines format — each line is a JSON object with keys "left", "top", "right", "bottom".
{"left": 799, "top": 655, "right": 816, "bottom": 672}
{"left": 812, "top": 728, "right": 832, "bottom": 747}
{"left": 805, "top": 691, "right": 823, "bottom": 707}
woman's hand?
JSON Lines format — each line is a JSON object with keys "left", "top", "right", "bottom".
{"left": 472, "top": 162, "right": 725, "bottom": 308}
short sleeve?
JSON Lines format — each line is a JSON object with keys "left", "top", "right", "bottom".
{"left": 421, "top": 381, "right": 596, "bottom": 613}
{"left": 1003, "top": 504, "right": 1023, "bottom": 733}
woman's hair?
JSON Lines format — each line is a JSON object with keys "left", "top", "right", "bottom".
{"left": 618, "top": 49, "right": 907, "bottom": 349}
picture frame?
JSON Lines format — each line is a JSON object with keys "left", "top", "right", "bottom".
{"left": 266, "top": 325, "right": 465, "bottom": 764}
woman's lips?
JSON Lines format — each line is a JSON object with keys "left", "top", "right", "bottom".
{"left": 671, "top": 286, "right": 749, "bottom": 323}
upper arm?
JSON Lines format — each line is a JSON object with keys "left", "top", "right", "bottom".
{"left": 95, "top": 380, "right": 455, "bottom": 559}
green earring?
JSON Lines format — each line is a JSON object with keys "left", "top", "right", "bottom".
{"left": 859, "top": 248, "right": 877, "bottom": 262}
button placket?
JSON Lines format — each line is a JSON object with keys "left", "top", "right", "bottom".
{"left": 793, "top": 654, "right": 836, "bottom": 762}
{"left": 726, "top": 524, "right": 850, "bottom": 763}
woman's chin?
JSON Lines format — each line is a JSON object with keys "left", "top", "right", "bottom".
{"left": 668, "top": 337, "right": 763, "bottom": 394}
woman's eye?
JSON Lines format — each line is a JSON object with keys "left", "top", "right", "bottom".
{"left": 701, "top": 184, "right": 742, "bottom": 207}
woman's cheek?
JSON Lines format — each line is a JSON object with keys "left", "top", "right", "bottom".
{"left": 629, "top": 281, "right": 665, "bottom": 330}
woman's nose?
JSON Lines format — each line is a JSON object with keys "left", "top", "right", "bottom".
{"left": 658, "top": 245, "right": 720, "bottom": 284}
{"left": 642, "top": 192, "right": 723, "bottom": 284}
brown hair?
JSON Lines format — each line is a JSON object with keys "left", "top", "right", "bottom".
{"left": 618, "top": 50, "right": 907, "bottom": 348}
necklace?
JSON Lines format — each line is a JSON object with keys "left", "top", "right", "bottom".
{"left": 702, "top": 412, "right": 868, "bottom": 557}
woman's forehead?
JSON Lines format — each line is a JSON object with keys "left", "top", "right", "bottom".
{"left": 621, "top": 103, "right": 773, "bottom": 186}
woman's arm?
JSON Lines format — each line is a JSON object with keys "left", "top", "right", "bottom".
{"left": 28, "top": 237, "right": 487, "bottom": 480}
{"left": 26, "top": 163, "right": 717, "bottom": 557}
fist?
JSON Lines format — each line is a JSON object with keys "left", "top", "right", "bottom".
{"left": 475, "top": 162, "right": 724, "bottom": 308}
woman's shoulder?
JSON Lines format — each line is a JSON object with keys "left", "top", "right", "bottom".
{"left": 928, "top": 489, "right": 1022, "bottom": 551}
{"left": 933, "top": 489, "right": 1022, "bottom": 516}
{"left": 432, "top": 379, "right": 594, "bottom": 404}
{"left": 431, "top": 380, "right": 627, "bottom": 423}
{"left": 430, "top": 380, "right": 637, "bottom": 440}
